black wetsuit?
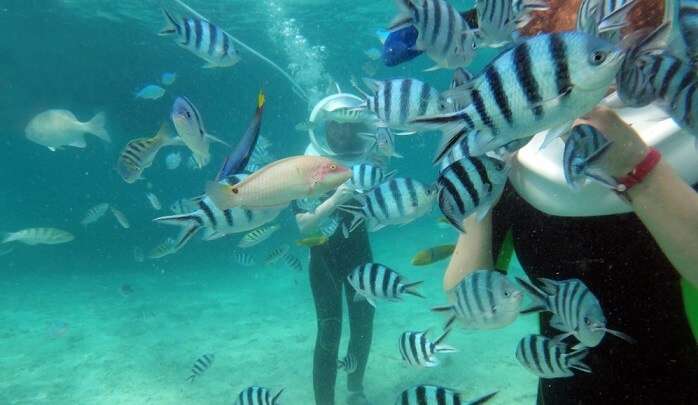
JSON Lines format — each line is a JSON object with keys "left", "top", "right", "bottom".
{"left": 301, "top": 207, "right": 375, "bottom": 405}
{"left": 492, "top": 185, "right": 698, "bottom": 404}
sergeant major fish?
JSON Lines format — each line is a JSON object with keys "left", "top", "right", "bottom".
{"left": 395, "top": 386, "right": 497, "bottom": 405}
{"left": 411, "top": 32, "right": 624, "bottom": 160}
{"left": 117, "top": 124, "right": 180, "bottom": 184}
{"left": 347, "top": 263, "right": 424, "bottom": 307}
{"left": 399, "top": 329, "right": 457, "bottom": 367}
{"left": 348, "top": 164, "right": 393, "bottom": 193}
{"left": 562, "top": 124, "right": 614, "bottom": 190}
{"left": 433, "top": 269, "right": 523, "bottom": 330}
{"left": 516, "top": 334, "right": 592, "bottom": 378}
{"left": 475, "top": 0, "right": 549, "bottom": 48}
{"left": 264, "top": 243, "right": 290, "bottom": 264}
{"left": 25, "top": 109, "right": 109, "bottom": 151}
{"left": 159, "top": 9, "right": 241, "bottom": 68}
{"left": 80, "top": 203, "right": 110, "bottom": 226}
{"left": 185, "top": 353, "right": 214, "bottom": 382}
{"left": 232, "top": 250, "right": 256, "bottom": 267}
{"left": 281, "top": 253, "right": 303, "bottom": 272}
{"left": 238, "top": 224, "right": 280, "bottom": 248}
{"left": 111, "top": 207, "right": 130, "bottom": 229}
{"left": 234, "top": 386, "right": 284, "bottom": 405}
{"left": 337, "top": 353, "right": 358, "bottom": 373}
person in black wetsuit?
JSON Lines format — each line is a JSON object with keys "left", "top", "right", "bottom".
{"left": 442, "top": 107, "right": 698, "bottom": 403}
{"left": 295, "top": 120, "right": 379, "bottom": 405}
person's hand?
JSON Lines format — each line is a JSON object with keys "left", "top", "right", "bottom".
{"left": 328, "top": 182, "right": 355, "bottom": 207}
{"left": 576, "top": 106, "right": 649, "bottom": 178}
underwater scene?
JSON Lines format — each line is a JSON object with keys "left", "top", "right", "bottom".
{"left": 2, "top": 0, "right": 698, "bottom": 404}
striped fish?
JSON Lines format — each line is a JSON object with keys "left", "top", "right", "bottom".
{"left": 562, "top": 124, "right": 614, "bottom": 191}
{"left": 233, "top": 250, "right": 256, "bottom": 267}
{"left": 1, "top": 228, "right": 74, "bottom": 246}
{"left": 117, "top": 124, "right": 178, "bottom": 183}
{"left": 517, "top": 277, "right": 635, "bottom": 348}
{"left": 516, "top": 334, "right": 592, "bottom": 378}
{"left": 348, "top": 164, "right": 392, "bottom": 193}
{"left": 153, "top": 191, "right": 283, "bottom": 252}
{"left": 338, "top": 177, "right": 436, "bottom": 232}
{"left": 475, "top": 0, "right": 549, "bottom": 48}
{"left": 390, "top": 0, "right": 479, "bottom": 70}
{"left": 111, "top": 207, "right": 130, "bottom": 229}
{"left": 171, "top": 96, "right": 225, "bottom": 169}
{"left": 185, "top": 353, "right": 214, "bottom": 382}
{"left": 234, "top": 386, "right": 284, "bottom": 405}
{"left": 337, "top": 353, "right": 358, "bottom": 373}
{"left": 412, "top": 32, "right": 624, "bottom": 160}
{"left": 680, "top": 0, "right": 698, "bottom": 62}
{"left": 398, "top": 329, "right": 457, "bottom": 367}
{"left": 395, "top": 386, "right": 497, "bottom": 405}
{"left": 437, "top": 156, "right": 509, "bottom": 232}
{"left": 169, "top": 198, "right": 199, "bottom": 215}
{"left": 433, "top": 269, "right": 523, "bottom": 330}
{"left": 347, "top": 263, "right": 424, "bottom": 307}
{"left": 264, "top": 244, "right": 290, "bottom": 265}
{"left": 360, "top": 78, "right": 444, "bottom": 131}
{"left": 238, "top": 224, "right": 280, "bottom": 248}
{"left": 358, "top": 126, "right": 403, "bottom": 159}
{"left": 159, "top": 9, "right": 241, "bottom": 68}
{"left": 281, "top": 253, "right": 303, "bottom": 272}
{"left": 576, "top": 0, "right": 637, "bottom": 43}
{"left": 148, "top": 238, "right": 177, "bottom": 260}
{"left": 80, "top": 203, "right": 110, "bottom": 226}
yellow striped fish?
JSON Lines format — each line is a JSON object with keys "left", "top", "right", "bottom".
{"left": 238, "top": 224, "right": 280, "bottom": 248}
{"left": 117, "top": 123, "right": 179, "bottom": 183}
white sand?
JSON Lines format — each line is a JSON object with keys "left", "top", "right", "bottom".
{"left": 0, "top": 222, "right": 538, "bottom": 404}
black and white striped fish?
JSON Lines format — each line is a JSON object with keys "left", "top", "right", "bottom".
{"left": 412, "top": 32, "right": 624, "bottom": 160}
{"left": 475, "top": 0, "right": 549, "bottom": 48}
{"left": 153, "top": 191, "right": 283, "bottom": 252}
{"left": 281, "top": 253, "right": 303, "bottom": 272}
{"left": 264, "top": 244, "right": 290, "bottom": 265}
{"left": 398, "top": 329, "right": 457, "bottom": 367}
{"left": 433, "top": 269, "right": 523, "bottom": 330}
{"left": 576, "top": 0, "right": 638, "bottom": 43}
{"left": 238, "top": 224, "right": 280, "bottom": 248}
{"left": 337, "top": 353, "right": 358, "bottom": 373}
{"left": 437, "top": 156, "right": 509, "bottom": 232}
{"left": 347, "top": 263, "right": 424, "bottom": 307}
{"left": 233, "top": 250, "right": 256, "bottom": 267}
{"left": 338, "top": 177, "right": 436, "bottom": 232}
{"left": 159, "top": 9, "right": 241, "bottom": 68}
{"left": 516, "top": 334, "right": 592, "bottom": 378}
{"left": 234, "top": 386, "right": 284, "bottom": 405}
{"left": 348, "top": 164, "right": 393, "bottom": 193}
{"left": 562, "top": 124, "right": 615, "bottom": 191}
{"left": 517, "top": 277, "right": 635, "bottom": 348}
{"left": 359, "top": 78, "right": 444, "bottom": 131}
{"left": 679, "top": 0, "right": 698, "bottom": 63}
{"left": 395, "top": 385, "right": 497, "bottom": 405}
{"left": 390, "top": 0, "right": 479, "bottom": 70}
{"left": 185, "top": 353, "right": 214, "bottom": 382}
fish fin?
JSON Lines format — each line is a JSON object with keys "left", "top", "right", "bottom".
{"left": 431, "top": 304, "right": 454, "bottom": 315}
{"left": 174, "top": 222, "right": 202, "bottom": 251}
{"left": 424, "top": 358, "right": 439, "bottom": 367}
{"left": 205, "top": 134, "right": 230, "bottom": 146}
{"left": 515, "top": 276, "right": 550, "bottom": 307}
{"left": 551, "top": 332, "right": 574, "bottom": 344}
{"left": 597, "top": 0, "right": 638, "bottom": 33}
{"left": 539, "top": 121, "right": 573, "bottom": 150}
{"left": 519, "top": 304, "right": 546, "bottom": 314}
{"left": 202, "top": 61, "right": 220, "bottom": 69}
{"left": 205, "top": 181, "right": 236, "bottom": 210}
{"left": 468, "top": 391, "right": 498, "bottom": 405}
{"left": 272, "top": 388, "right": 284, "bottom": 403}
{"left": 602, "top": 328, "right": 637, "bottom": 344}
{"left": 341, "top": 222, "right": 351, "bottom": 238}
{"left": 402, "top": 280, "right": 425, "bottom": 298}
{"left": 383, "top": 170, "right": 397, "bottom": 181}
{"left": 69, "top": 137, "right": 87, "bottom": 148}
{"left": 391, "top": 151, "right": 404, "bottom": 158}
{"left": 566, "top": 348, "right": 592, "bottom": 373}
{"left": 424, "top": 64, "right": 443, "bottom": 72}
{"left": 361, "top": 77, "right": 380, "bottom": 92}
{"left": 443, "top": 315, "right": 457, "bottom": 330}
{"left": 48, "top": 146, "right": 57, "bottom": 152}
{"left": 203, "top": 230, "right": 226, "bottom": 241}
{"left": 388, "top": 0, "right": 414, "bottom": 30}
{"left": 152, "top": 213, "right": 200, "bottom": 226}
{"left": 159, "top": 8, "right": 179, "bottom": 36}
{"left": 336, "top": 205, "right": 366, "bottom": 232}
{"left": 583, "top": 169, "right": 620, "bottom": 190}
{"left": 433, "top": 329, "right": 458, "bottom": 353}
{"left": 86, "top": 111, "right": 110, "bottom": 143}
{"left": 375, "top": 28, "right": 389, "bottom": 44}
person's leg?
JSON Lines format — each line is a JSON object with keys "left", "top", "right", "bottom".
{"left": 310, "top": 251, "right": 344, "bottom": 405}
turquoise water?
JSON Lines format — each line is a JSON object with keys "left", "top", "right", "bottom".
{"left": 0, "top": 1, "right": 538, "bottom": 403}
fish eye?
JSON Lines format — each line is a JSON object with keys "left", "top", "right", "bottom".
{"left": 504, "top": 289, "right": 511, "bottom": 297}
{"left": 471, "top": 41, "right": 477, "bottom": 50}
{"left": 590, "top": 50, "right": 608, "bottom": 65}
{"left": 231, "top": 187, "right": 239, "bottom": 194}
{"left": 330, "top": 164, "right": 337, "bottom": 170}
{"left": 584, "top": 317, "right": 592, "bottom": 326}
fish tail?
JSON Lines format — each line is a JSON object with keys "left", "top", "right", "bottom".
{"left": 433, "top": 328, "right": 458, "bottom": 353}
{"left": 389, "top": 0, "right": 414, "bottom": 31}
{"left": 336, "top": 204, "right": 366, "bottom": 232}
{"left": 515, "top": 277, "right": 550, "bottom": 314}
{"left": 86, "top": 112, "right": 110, "bottom": 143}
{"left": 272, "top": 388, "right": 285, "bottom": 403}
{"left": 185, "top": 374, "right": 196, "bottom": 383}
{"left": 174, "top": 223, "right": 202, "bottom": 251}
{"left": 567, "top": 349, "right": 592, "bottom": 373}
{"left": 402, "top": 280, "right": 425, "bottom": 298}
{"left": 467, "top": 391, "right": 498, "bottom": 405}
{"left": 0, "top": 232, "right": 12, "bottom": 244}
{"left": 159, "top": 8, "right": 179, "bottom": 36}
{"left": 205, "top": 181, "right": 238, "bottom": 210}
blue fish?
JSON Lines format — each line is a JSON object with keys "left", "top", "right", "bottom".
{"left": 216, "top": 90, "right": 266, "bottom": 182}
{"left": 378, "top": 26, "right": 422, "bottom": 67}
{"left": 161, "top": 72, "right": 177, "bottom": 86}
{"left": 135, "top": 84, "right": 166, "bottom": 100}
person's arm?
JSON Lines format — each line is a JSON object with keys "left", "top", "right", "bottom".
{"left": 584, "top": 107, "right": 698, "bottom": 287}
{"left": 443, "top": 213, "right": 495, "bottom": 291}
{"left": 295, "top": 184, "right": 355, "bottom": 235}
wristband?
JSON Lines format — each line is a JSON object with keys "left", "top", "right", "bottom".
{"left": 615, "top": 147, "right": 661, "bottom": 193}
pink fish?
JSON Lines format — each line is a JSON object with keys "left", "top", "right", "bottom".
{"left": 206, "top": 156, "right": 351, "bottom": 210}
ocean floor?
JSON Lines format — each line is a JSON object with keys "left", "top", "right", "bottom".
{"left": 0, "top": 222, "right": 538, "bottom": 404}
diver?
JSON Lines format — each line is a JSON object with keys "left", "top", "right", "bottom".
{"left": 443, "top": 105, "right": 698, "bottom": 403}
{"left": 294, "top": 91, "right": 383, "bottom": 405}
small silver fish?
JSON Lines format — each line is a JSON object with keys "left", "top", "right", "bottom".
{"left": 146, "top": 192, "right": 162, "bottom": 210}
{"left": 264, "top": 244, "right": 290, "bottom": 265}
{"left": 111, "top": 207, "right": 130, "bottom": 229}
{"left": 148, "top": 238, "right": 177, "bottom": 259}
{"left": 347, "top": 263, "right": 423, "bottom": 307}
{"left": 516, "top": 334, "right": 592, "bottom": 378}
{"left": 281, "top": 253, "right": 303, "bottom": 272}
{"left": 1, "top": 228, "right": 74, "bottom": 246}
{"left": 232, "top": 250, "right": 256, "bottom": 267}
{"left": 563, "top": 124, "right": 614, "bottom": 191}
{"left": 135, "top": 84, "right": 166, "bottom": 100}
{"left": 238, "top": 224, "right": 280, "bottom": 248}
{"left": 186, "top": 353, "right": 214, "bottom": 382}
{"left": 81, "top": 203, "right": 110, "bottom": 226}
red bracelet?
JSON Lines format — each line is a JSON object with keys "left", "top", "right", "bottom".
{"left": 616, "top": 147, "right": 662, "bottom": 192}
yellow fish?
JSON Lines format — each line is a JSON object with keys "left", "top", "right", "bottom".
{"left": 297, "top": 235, "right": 329, "bottom": 247}
{"left": 411, "top": 244, "right": 456, "bottom": 266}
